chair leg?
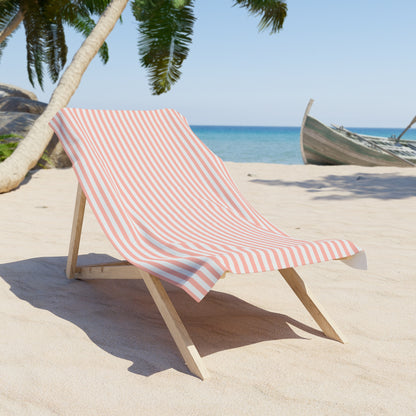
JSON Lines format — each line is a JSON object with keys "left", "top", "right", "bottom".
{"left": 66, "top": 183, "right": 86, "bottom": 279}
{"left": 142, "top": 273, "right": 209, "bottom": 380}
{"left": 279, "top": 268, "right": 346, "bottom": 343}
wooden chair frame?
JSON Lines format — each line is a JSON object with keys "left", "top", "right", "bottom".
{"left": 67, "top": 184, "right": 346, "bottom": 380}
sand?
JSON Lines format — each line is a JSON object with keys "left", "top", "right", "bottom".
{"left": 1, "top": 164, "right": 415, "bottom": 415}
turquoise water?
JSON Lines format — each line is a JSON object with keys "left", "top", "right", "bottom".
{"left": 191, "top": 125, "right": 416, "bottom": 164}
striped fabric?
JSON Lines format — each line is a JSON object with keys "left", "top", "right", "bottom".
{"left": 50, "top": 108, "right": 362, "bottom": 302}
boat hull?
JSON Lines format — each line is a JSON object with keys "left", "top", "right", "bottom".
{"left": 301, "top": 114, "right": 416, "bottom": 167}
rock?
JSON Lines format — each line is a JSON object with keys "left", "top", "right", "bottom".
{"left": 0, "top": 111, "right": 38, "bottom": 137}
{"left": 0, "top": 84, "right": 71, "bottom": 168}
{"left": 0, "top": 83, "right": 37, "bottom": 101}
{"left": 0, "top": 96, "right": 47, "bottom": 114}
{"left": 0, "top": 111, "right": 72, "bottom": 169}
{"left": 42, "top": 136, "right": 72, "bottom": 168}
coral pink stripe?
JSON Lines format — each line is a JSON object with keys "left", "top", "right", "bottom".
{"left": 49, "top": 108, "right": 362, "bottom": 302}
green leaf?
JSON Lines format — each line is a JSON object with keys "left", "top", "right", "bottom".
{"left": 233, "top": 0, "right": 287, "bottom": 34}
{"left": 0, "top": 1, "right": 20, "bottom": 32}
{"left": 132, "top": 0, "right": 196, "bottom": 95}
{"left": 0, "top": 135, "right": 20, "bottom": 162}
{"left": 1, "top": 0, "right": 113, "bottom": 87}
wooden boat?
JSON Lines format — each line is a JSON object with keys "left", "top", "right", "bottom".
{"left": 300, "top": 99, "right": 416, "bottom": 167}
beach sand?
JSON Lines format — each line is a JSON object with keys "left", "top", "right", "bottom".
{"left": 1, "top": 164, "right": 415, "bottom": 415}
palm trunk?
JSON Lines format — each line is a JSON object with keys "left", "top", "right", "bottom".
{"left": 0, "top": 0, "right": 129, "bottom": 193}
{"left": 0, "top": 9, "right": 24, "bottom": 44}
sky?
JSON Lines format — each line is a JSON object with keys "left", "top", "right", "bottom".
{"left": 1, "top": 0, "right": 416, "bottom": 127}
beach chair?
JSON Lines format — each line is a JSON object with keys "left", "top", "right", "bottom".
{"left": 49, "top": 108, "right": 366, "bottom": 379}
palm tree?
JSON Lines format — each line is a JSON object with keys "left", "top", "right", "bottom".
{"left": 0, "top": 0, "right": 112, "bottom": 89}
{"left": 0, "top": 0, "right": 287, "bottom": 193}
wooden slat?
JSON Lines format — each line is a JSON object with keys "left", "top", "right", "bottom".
{"left": 279, "top": 268, "right": 346, "bottom": 343}
{"left": 66, "top": 185, "right": 208, "bottom": 378}
{"left": 339, "top": 126, "right": 416, "bottom": 167}
{"left": 142, "top": 273, "right": 209, "bottom": 380}
{"left": 76, "top": 262, "right": 147, "bottom": 280}
{"left": 66, "top": 184, "right": 86, "bottom": 279}
{"left": 64, "top": 182, "right": 345, "bottom": 378}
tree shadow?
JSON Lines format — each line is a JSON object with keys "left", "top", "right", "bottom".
{"left": 251, "top": 172, "right": 416, "bottom": 200}
{"left": 0, "top": 254, "right": 324, "bottom": 378}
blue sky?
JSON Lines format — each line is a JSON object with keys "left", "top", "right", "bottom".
{"left": 1, "top": 0, "right": 416, "bottom": 127}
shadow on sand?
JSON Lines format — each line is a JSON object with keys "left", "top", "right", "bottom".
{"left": 251, "top": 172, "right": 416, "bottom": 200}
{"left": 0, "top": 254, "right": 325, "bottom": 378}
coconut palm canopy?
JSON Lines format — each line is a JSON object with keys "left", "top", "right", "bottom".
{"left": 132, "top": 0, "right": 287, "bottom": 94}
{"left": 0, "top": 0, "right": 112, "bottom": 89}
{"left": 0, "top": 0, "right": 287, "bottom": 194}
{"left": 0, "top": 0, "right": 287, "bottom": 94}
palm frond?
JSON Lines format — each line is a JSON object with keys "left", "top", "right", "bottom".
{"left": 58, "top": 1, "right": 110, "bottom": 64}
{"left": 0, "top": 0, "right": 15, "bottom": 60}
{"left": 44, "top": 19, "right": 67, "bottom": 83}
{"left": 22, "top": 1, "right": 46, "bottom": 88}
{"left": 132, "top": 0, "right": 195, "bottom": 95}
{"left": 234, "top": 0, "right": 287, "bottom": 33}
{"left": 4, "top": 0, "right": 115, "bottom": 87}
{"left": 0, "top": 1, "right": 21, "bottom": 60}
{"left": 0, "top": 1, "right": 20, "bottom": 32}
{"left": 0, "top": 38, "right": 9, "bottom": 61}
{"left": 81, "top": 0, "right": 112, "bottom": 15}
{"left": 65, "top": 11, "right": 110, "bottom": 64}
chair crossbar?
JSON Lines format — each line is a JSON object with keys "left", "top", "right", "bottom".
{"left": 66, "top": 183, "right": 346, "bottom": 379}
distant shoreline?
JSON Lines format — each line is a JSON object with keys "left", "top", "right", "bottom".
{"left": 190, "top": 125, "right": 416, "bottom": 165}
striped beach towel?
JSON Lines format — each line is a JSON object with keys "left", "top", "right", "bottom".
{"left": 50, "top": 108, "right": 363, "bottom": 302}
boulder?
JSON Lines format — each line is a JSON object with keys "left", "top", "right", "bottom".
{"left": 0, "top": 83, "right": 71, "bottom": 168}
{"left": 43, "top": 137, "right": 72, "bottom": 168}
{"left": 0, "top": 96, "right": 47, "bottom": 114}
{"left": 0, "top": 111, "right": 71, "bottom": 169}
{"left": 0, "top": 83, "right": 37, "bottom": 101}
{"left": 0, "top": 111, "right": 38, "bottom": 137}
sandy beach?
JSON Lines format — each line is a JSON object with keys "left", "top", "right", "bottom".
{"left": 1, "top": 163, "right": 415, "bottom": 415}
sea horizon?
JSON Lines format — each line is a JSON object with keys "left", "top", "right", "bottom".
{"left": 190, "top": 125, "right": 416, "bottom": 165}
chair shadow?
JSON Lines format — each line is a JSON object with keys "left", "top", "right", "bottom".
{"left": 251, "top": 172, "right": 416, "bottom": 200}
{"left": 0, "top": 254, "right": 325, "bottom": 378}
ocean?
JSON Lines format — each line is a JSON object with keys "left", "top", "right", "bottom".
{"left": 191, "top": 125, "right": 416, "bottom": 164}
